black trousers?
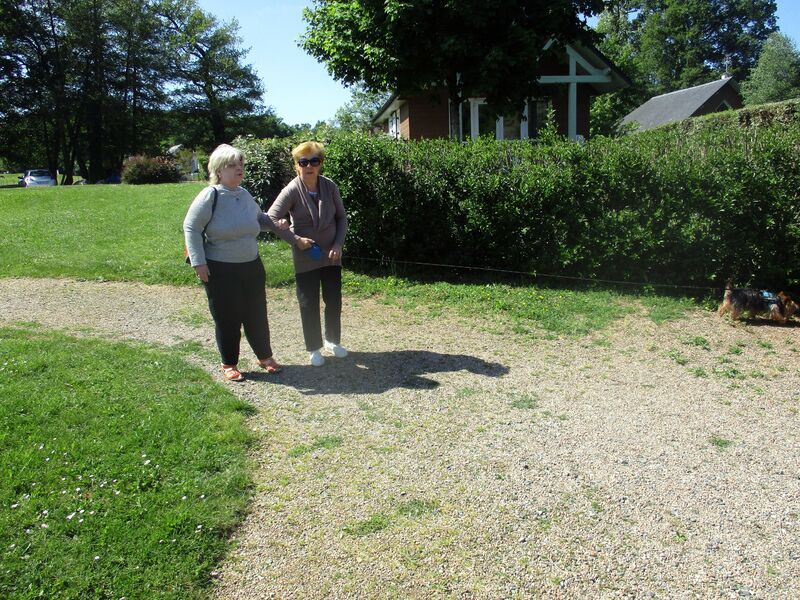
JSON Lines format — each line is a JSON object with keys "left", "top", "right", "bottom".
{"left": 295, "top": 266, "right": 342, "bottom": 351}
{"left": 204, "top": 258, "right": 273, "bottom": 365}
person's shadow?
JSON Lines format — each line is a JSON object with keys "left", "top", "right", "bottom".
{"left": 250, "top": 350, "right": 509, "bottom": 395}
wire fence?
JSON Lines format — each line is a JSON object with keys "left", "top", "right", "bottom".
{"left": 343, "top": 254, "right": 725, "bottom": 295}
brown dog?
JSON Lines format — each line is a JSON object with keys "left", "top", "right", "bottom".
{"left": 718, "top": 284, "right": 799, "bottom": 324}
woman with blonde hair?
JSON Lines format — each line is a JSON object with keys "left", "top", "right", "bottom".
{"left": 268, "top": 141, "right": 348, "bottom": 367}
{"left": 183, "top": 143, "right": 287, "bottom": 381}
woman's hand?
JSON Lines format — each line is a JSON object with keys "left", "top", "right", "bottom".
{"left": 328, "top": 245, "right": 342, "bottom": 261}
{"left": 296, "top": 237, "right": 314, "bottom": 250}
{"left": 194, "top": 264, "right": 210, "bottom": 282}
{"left": 276, "top": 218, "right": 290, "bottom": 231}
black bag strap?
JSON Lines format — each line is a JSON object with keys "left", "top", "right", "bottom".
{"left": 202, "top": 186, "right": 218, "bottom": 240}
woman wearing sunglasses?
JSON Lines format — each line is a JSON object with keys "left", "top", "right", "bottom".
{"left": 268, "top": 141, "right": 348, "bottom": 367}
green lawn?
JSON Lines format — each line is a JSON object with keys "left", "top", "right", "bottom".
{"left": 0, "top": 183, "right": 295, "bottom": 287}
{"left": 0, "top": 325, "right": 254, "bottom": 599}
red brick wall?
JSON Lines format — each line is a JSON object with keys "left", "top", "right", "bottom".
{"left": 399, "top": 103, "right": 410, "bottom": 139}
{"left": 406, "top": 89, "right": 450, "bottom": 139}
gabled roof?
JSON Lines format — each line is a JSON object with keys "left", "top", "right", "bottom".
{"left": 372, "top": 39, "right": 630, "bottom": 125}
{"left": 621, "top": 77, "right": 740, "bottom": 131}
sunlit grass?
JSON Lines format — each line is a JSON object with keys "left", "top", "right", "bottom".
{"left": 0, "top": 325, "right": 254, "bottom": 598}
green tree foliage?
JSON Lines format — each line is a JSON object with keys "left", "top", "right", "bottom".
{"left": 741, "top": 32, "right": 800, "bottom": 106}
{"left": 590, "top": 2, "right": 648, "bottom": 136}
{"left": 0, "top": 0, "right": 267, "bottom": 181}
{"left": 591, "top": 0, "right": 777, "bottom": 135}
{"left": 636, "top": 0, "right": 777, "bottom": 93}
{"left": 332, "top": 84, "right": 391, "bottom": 132}
{"left": 159, "top": 0, "right": 264, "bottom": 146}
{"left": 300, "top": 0, "right": 606, "bottom": 116}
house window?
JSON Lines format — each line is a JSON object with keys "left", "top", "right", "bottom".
{"left": 388, "top": 110, "right": 400, "bottom": 139}
{"left": 453, "top": 98, "right": 552, "bottom": 141}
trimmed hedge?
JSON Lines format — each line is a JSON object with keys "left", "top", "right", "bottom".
{"left": 237, "top": 100, "right": 800, "bottom": 290}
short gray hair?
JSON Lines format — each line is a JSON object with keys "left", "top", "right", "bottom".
{"left": 207, "top": 144, "right": 244, "bottom": 185}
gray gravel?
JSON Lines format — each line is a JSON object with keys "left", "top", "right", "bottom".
{"left": 1, "top": 277, "right": 799, "bottom": 599}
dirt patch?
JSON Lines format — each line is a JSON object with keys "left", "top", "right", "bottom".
{"left": 1, "top": 277, "right": 799, "bottom": 598}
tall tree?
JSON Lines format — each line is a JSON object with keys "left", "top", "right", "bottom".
{"left": 741, "top": 32, "right": 800, "bottom": 105}
{"left": 301, "top": 0, "right": 605, "bottom": 117}
{"left": 636, "top": 0, "right": 777, "bottom": 93}
{"left": 160, "top": 0, "right": 264, "bottom": 147}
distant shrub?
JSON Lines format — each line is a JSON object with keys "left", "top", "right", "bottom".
{"left": 122, "top": 155, "right": 182, "bottom": 184}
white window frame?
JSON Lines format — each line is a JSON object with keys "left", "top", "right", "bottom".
{"left": 388, "top": 110, "right": 400, "bottom": 139}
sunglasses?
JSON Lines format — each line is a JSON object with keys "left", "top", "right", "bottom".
{"left": 297, "top": 157, "right": 322, "bottom": 168}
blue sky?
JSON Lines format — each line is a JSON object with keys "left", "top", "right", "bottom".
{"left": 196, "top": 0, "right": 800, "bottom": 127}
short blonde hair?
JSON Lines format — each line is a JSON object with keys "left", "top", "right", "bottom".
{"left": 291, "top": 141, "right": 326, "bottom": 163}
{"left": 207, "top": 144, "right": 244, "bottom": 185}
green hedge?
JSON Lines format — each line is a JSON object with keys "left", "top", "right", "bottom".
{"left": 237, "top": 101, "right": 800, "bottom": 290}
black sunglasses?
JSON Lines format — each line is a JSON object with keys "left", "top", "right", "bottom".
{"left": 297, "top": 157, "right": 322, "bottom": 167}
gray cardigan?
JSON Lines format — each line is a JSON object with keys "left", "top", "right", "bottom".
{"left": 183, "top": 185, "right": 280, "bottom": 266}
{"left": 268, "top": 175, "right": 347, "bottom": 274}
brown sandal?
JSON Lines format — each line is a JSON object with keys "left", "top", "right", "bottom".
{"left": 258, "top": 357, "right": 283, "bottom": 374}
{"left": 221, "top": 364, "right": 245, "bottom": 382}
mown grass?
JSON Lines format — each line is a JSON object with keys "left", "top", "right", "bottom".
{"left": 0, "top": 184, "right": 696, "bottom": 336}
{"left": 0, "top": 325, "right": 254, "bottom": 598}
{"left": 0, "top": 184, "right": 295, "bottom": 287}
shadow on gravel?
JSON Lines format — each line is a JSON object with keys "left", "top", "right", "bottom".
{"left": 249, "top": 350, "right": 509, "bottom": 395}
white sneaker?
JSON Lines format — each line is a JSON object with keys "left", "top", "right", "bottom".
{"left": 309, "top": 350, "right": 325, "bottom": 367}
{"left": 324, "top": 340, "right": 348, "bottom": 358}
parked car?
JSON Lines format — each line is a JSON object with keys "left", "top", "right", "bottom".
{"left": 19, "top": 169, "right": 57, "bottom": 187}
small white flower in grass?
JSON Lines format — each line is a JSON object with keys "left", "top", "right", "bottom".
{"left": 38, "top": 444, "right": 44, "bottom": 450}
{"left": 144, "top": 460, "right": 151, "bottom": 466}
{"left": 196, "top": 525, "right": 203, "bottom": 530}
{"left": 11, "top": 504, "right": 18, "bottom": 509}
{"left": 114, "top": 490, "right": 121, "bottom": 495}
{"left": 42, "top": 510, "right": 48, "bottom": 515}
{"left": 182, "top": 496, "right": 187, "bottom": 501}
{"left": 141, "top": 454, "right": 146, "bottom": 458}
{"left": 94, "top": 556, "right": 100, "bottom": 561}
{"left": 78, "top": 519, "right": 84, "bottom": 524}
{"left": 171, "top": 539, "right": 176, "bottom": 543}
{"left": 61, "top": 490, "right": 66, "bottom": 495}
{"left": 67, "top": 512, "right": 76, "bottom": 520}
{"left": 200, "top": 494, "right": 205, "bottom": 499}
{"left": 41, "top": 524, "right": 48, "bottom": 529}
{"left": 76, "top": 488, "right": 81, "bottom": 492}
{"left": 9, "top": 544, "right": 15, "bottom": 549}
{"left": 89, "top": 511, "right": 95, "bottom": 515}
{"left": 45, "top": 458, "right": 50, "bottom": 462}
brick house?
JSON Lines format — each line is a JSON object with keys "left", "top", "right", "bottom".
{"left": 372, "top": 40, "right": 630, "bottom": 142}
{"left": 620, "top": 77, "right": 743, "bottom": 132}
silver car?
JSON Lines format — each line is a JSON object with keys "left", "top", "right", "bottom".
{"left": 19, "top": 169, "right": 57, "bottom": 187}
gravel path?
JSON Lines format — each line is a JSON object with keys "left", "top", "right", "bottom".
{"left": 1, "top": 277, "right": 799, "bottom": 598}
